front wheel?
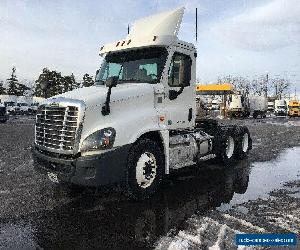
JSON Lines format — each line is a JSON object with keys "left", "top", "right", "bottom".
{"left": 126, "top": 138, "right": 164, "bottom": 200}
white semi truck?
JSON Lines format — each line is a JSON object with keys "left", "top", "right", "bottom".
{"left": 274, "top": 99, "right": 287, "bottom": 116}
{"left": 32, "top": 8, "right": 252, "bottom": 199}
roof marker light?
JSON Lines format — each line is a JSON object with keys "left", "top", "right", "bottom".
{"left": 121, "top": 41, "right": 126, "bottom": 46}
{"left": 116, "top": 41, "right": 120, "bottom": 47}
{"left": 127, "top": 39, "right": 131, "bottom": 45}
{"left": 153, "top": 36, "right": 157, "bottom": 41}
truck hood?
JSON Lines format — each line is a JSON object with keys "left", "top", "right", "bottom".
{"left": 49, "top": 83, "right": 155, "bottom": 108}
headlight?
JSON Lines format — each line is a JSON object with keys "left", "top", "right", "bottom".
{"left": 81, "top": 127, "right": 116, "bottom": 152}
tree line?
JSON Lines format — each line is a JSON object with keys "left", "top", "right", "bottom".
{"left": 0, "top": 67, "right": 95, "bottom": 98}
{"left": 217, "top": 74, "right": 290, "bottom": 99}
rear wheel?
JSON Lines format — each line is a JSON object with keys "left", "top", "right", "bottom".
{"left": 235, "top": 126, "right": 251, "bottom": 159}
{"left": 126, "top": 138, "right": 164, "bottom": 200}
{"left": 214, "top": 127, "right": 237, "bottom": 166}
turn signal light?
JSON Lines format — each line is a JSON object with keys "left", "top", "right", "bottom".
{"left": 159, "top": 115, "right": 165, "bottom": 122}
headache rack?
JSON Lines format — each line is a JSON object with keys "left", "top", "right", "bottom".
{"left": 35, "top": 98, "right": 85, "bottom": 154}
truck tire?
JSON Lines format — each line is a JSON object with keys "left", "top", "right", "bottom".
{"left": 126, "top": 138, "right": 164, "bottom": 200}
{"left": 235, "top": 126, "right": 251, "bottom": 159}
{"left": 214, "top": 127, "right": 236, "bottom": 166}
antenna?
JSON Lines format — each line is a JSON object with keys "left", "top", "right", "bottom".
{"left": 127, "top": 24, "right": 130, "bottom": 35}
{"left": 195, "top": 8, "right": 198, "bottom": 42}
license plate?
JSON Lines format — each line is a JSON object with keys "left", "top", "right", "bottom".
{"left": 47, "top": 172, "right": 59, "bottom": 183}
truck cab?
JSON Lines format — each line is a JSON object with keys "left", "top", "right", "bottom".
{"left": 288, "top": 100, "right": 299, "bottom": 117}
{"left": 274, "top": 100, "right": 287, "bottom": 116}
{"left": 32, "top": 7, "right": 252, "bottom": 199}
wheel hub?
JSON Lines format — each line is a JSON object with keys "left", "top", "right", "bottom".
{"left": 242, "top": 133, "right": 249, "bottom": 152}
{"left": 136, "top": 152, "right": 157, "bottom": 189}
{"left": 225, "top": 136, "right": 235, "bottom": 158}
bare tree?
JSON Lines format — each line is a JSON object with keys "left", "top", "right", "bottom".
{"left": 270, "top": 77, "right": 289, "bottom": 99}
{"left": 217, "top": 75, "right": 251, "bottom": 95}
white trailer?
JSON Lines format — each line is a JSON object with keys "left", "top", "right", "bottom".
{"left": 32, "top": 7, "right": 252, "bottom": 199}
{"left": 227, "top": 94, "right": 250, "bottom": 118}
{"left": 249, "top": 95, "right": 267, "bottom": 118}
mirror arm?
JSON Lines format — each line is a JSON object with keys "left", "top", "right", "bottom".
{"left": 102, "top": 87, "right": 112, "bottom": 116}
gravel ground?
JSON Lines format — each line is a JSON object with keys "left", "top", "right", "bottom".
{"left": 0, "top": 115, "right": 299, "bottom": 249}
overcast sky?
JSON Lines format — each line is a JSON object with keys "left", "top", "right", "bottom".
{"left": 0, "top": 0, "right": 299, "bottom": 88}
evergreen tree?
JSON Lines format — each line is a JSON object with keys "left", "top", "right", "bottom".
{"left": 34, "top": 68, "right": 50, "bottom": 98}
{"left": 17, "top": 82, "right": 30, "bottom": 96}
{"left": 7, "top": 67, "right": 19, "bottom": 95}
{"left": 71, "top": 73, "right": 80, "bottom": 89}
{"left": 35, "top": 68, "right": 64, "bottom": 98}
{"left": 82, "top": 73, "right": 94, "bottom": 87}
{"left": 0, "top": 80, "right": 6, "bottom": 95}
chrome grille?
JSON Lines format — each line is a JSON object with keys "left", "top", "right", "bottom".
{"left": 35, "top": 105, "right": 79, "bottom": 152}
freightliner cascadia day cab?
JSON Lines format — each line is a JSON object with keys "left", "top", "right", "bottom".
{"left": 32, "top": 7, "right": 252, "bottom": 199}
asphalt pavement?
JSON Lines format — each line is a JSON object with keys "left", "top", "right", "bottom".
{"left": 0, "top": 115, "right": 299, "bottom": 249}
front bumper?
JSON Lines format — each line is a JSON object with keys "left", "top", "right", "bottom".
{"left": 32, "top": 144, "right": 132, "bottom": 187}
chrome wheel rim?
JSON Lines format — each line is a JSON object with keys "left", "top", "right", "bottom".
{"left": 136, "top": 152, "right": 157, "bottom": 189}
{"left": 242, "top": 133, "right": 249, "bottom": 152}
{"left": 225, "top": 136, "right": 235, "bottom": 158}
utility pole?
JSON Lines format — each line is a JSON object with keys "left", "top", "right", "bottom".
{"left": 265, "top": 73, "right": 268, "bottom": 98}
{"left": 195, "top": 8, "right": 198, "bottom": 42}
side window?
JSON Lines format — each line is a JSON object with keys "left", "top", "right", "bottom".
{"left": 168, "top": 53, "right": 191, "bottom": 87}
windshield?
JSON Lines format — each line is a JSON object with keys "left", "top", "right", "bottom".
{"left": 95, "top": 47, "right": 168, "bottom": 85}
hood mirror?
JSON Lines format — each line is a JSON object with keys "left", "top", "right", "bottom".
{"left": 102, "top": 76, "right": 118, "bottom": 116}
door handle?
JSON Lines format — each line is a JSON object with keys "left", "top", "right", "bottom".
{"left": 188, "top": 108, "right": 192, "bottom": 121}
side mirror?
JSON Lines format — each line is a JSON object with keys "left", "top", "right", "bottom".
{"left": 95, "top": 69, "right": 99, "bottom": 81}
{"left": 169, "top": 85, "right": 185, "bottom": 100}
{"left": 169, "top": 90, "right": 178, "bottom": 100}
{"left": 105, "top": 76, "right": 118, "bottom": 88}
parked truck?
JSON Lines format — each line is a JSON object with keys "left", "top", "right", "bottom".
{"left": 32, "top": 7, "right": 252, "bottom": 199}
{"left": 227, "top": 94, "right": 250, "bottom": 118}
{"left": 249, "top": 95, "right": 267, "bottom": 118}
{"left": 274, "top": 99, "right": 287, "bottom": 116}
{"left": 288, "top": 100, "right": 299, "bottom": 117}
{"left": 4, "top": 101, "right": 18, "bottom": 115}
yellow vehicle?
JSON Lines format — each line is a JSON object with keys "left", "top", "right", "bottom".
{"left": 288, "top": 100, "right": 300, "bottom": 117}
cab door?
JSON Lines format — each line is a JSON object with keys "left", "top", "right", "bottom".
{"left": 163, "top": 50, "right": 195, "bottom": 130}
